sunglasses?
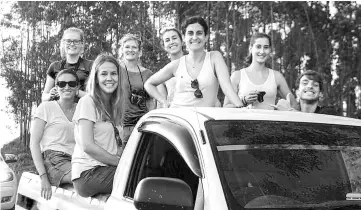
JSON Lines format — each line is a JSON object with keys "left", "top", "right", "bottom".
{"left": 111, "top": 122, "right": 123, "bottom": 148}
{"left": 62, "top": 39, "right": 83, "bottom": 45}
{"left": 191, "top": 79, "right": 203, "bottom": 98}
{"left": 56, "top": 81, "right": 78, "bottom": 88}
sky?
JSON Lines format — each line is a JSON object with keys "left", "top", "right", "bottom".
{"left": 0, "top": 78, "right": 19, "bottom": 148}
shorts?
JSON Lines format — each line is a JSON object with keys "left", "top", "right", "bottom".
{"left": 73, "top": 165, "right": 117, "bottom": 197}
{"left": 43, "top": 150, "right": 72, "bottom": 187}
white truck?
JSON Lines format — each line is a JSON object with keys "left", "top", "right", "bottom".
{"left": 15, "top": 108, "right": 361, "bottom": 210}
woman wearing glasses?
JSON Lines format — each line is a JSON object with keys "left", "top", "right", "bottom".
{"left": 71, "top": 54, "right": 124, "bottom": 197}
{"left": 30, "top": 69, "right": 79, "bottom": 200}
{"left": 42, "top": 27, "right": 93, "bottom": 102}
{"left": 119, "top": 34, "right": 154, "bottom": 146}
{"left": 144, "top": 16, "right": 242, "bottom": 108}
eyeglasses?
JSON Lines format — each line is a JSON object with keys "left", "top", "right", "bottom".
{"left": 62, "top": 39, "right": 83, "bottom": 45}
{"left": 191, "top": 79, "right": 203, "bottom": 98}
{"left": 111, "top": 122, "right": 123, "bottom": 147}
{"left": 56, "top": 81, "right": 78, "bottom": 88}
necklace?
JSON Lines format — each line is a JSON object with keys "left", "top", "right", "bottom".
{"left": 188, "top": 52, "right": 206, "bottom": 68}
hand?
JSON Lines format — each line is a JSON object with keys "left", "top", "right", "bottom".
{"left": 160, "top": 100, "right": 170, "bottom": 108}
{"left": 50, "top": 87, "right": 59, "bottom": 99}
{"left": 40, "top": 174, "right": 52, "bottom": 200}
{"left": 244, "top": 91, "right": 259, "bottom": 105}
{"left": 270, "top": 93, "right": 295, "bottom": 111}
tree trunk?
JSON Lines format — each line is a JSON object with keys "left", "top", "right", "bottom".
{"left": 302, "top": 2, "right": 319, "bottom": 71}
{"left": 225, "top": 2, "right": 230, "bottom": 69}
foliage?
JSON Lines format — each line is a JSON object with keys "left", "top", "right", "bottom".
{"left": 1, "top": 1, "right": 361, "bottom": 147}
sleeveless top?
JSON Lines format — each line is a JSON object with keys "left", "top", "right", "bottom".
{"left": 238, "top": 68, "right": 277, "bottom": 110}
{"left": 171, "top": 52, "right": 219, "bottom": 107}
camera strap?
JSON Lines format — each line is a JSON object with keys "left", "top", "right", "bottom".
{"left": 124, "top": 64, "right": 145, "bottom": 92}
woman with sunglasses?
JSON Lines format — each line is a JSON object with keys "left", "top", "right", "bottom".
{"left": 223, "top": 33, "right": 296, "bottom": 109}
{"left": 42, "top": 27, "right": 93, "bottom": 102}
{"left": 119, "top": 34, "right": 154, "bottom": 146}
{"left": 71, "top": 54, "right": 124, "bottom": 198}
{"left": 144, "top": 16, "right": 242, "bottom": 108}
{"left": 30, "top": 69, "right": 79, "bottom": 200}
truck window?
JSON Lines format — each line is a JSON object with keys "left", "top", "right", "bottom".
{"left": 124, "top": 132, "right": 199, "bottom": 201}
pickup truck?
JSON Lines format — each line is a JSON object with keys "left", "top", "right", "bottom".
{"left": 15, "top": 108, "right": 361, "bottom": 210}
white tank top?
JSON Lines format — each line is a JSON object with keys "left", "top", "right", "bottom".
{"left": 171, "top": 52, "right": 219, "bottom": 107}
{"left": 238, "top": 68, "right": 277, "bottom": 110}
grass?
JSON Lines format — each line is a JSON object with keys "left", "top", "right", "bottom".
{"left": 1, "top": 138, "right": 36, "bottom": 181}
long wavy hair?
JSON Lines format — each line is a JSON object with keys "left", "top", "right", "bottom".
{"left": 245, "top": 33, "right": 272, "bottom": 65}
{"left": 60, "top": 27, "right": 85, "bottom": 59}
{"left": 86, "top": 54, "right": 125, "bottom": 126}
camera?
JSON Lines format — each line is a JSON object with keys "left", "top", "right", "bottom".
{"left": 257, "top": 91, "right": 266, "bottom": 103}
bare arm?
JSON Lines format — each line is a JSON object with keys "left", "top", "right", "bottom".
{"left": 212, "top": 51, "right": 242, "bottom": 107}
{"left": 42, "top": 75, "right": 56, "bottom": 102}
{"left": 79, "top": 119, "right": 119, "bottom": 166}
{"left": 223, "top": 71, "right": 242, "bottom": 107}
{"left": 157, "top": 83, "right": 168, "bottom": 108}
{"left": 30, "top": 118, "right": 52, "bottom": 200}
{"left": 144, "top": 60, "right": 179, "bottom": 107}
{"left": 275, "top": 71, "right": 297, "bottom": 109}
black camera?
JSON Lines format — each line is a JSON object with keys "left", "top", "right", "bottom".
{"left": 130, "top": 89, "right": 149, "bottom": 106}
{"left": 257, "top": 91, "right": 266, "bottom": 103}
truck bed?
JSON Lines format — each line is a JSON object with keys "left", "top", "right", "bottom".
{"left": 16, "top": 172, "right": 110, "bottom": 210}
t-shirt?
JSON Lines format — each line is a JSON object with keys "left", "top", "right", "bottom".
{"left": 122, "top": 67, "right": 153, "bottom": 126}
{"left": 71, "top": 94, "right": 123, "bottom": 180}
{"left": 47, "top": 58, "right": 93, "bottom": 91}
{"left": 33, "top": 101, "right": 75, "bottom": 155}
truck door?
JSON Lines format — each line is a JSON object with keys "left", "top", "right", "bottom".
{"left": 120, "top": 119, "right": 203, "bottom": 209}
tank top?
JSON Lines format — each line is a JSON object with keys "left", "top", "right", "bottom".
{"left": 238, "top": 68, "right": 277, "bottom": 110}
{"left": 171, "top": 52, "right": 219, "bottom": 107}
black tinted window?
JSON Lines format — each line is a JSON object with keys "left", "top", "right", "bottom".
{"left": 206, "top": 120, "right": 361, "bottom": 209}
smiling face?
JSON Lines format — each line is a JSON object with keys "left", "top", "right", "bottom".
{"left": 56, "top": 73, "right": 78, "bottom": 100}
{"left": 184, "top": 23, "right": 208, "bottom": 51}
{"left": 97, "top": 61, "right": 119, "bottom": 97}
{"left": 296, "top": 75, "right": 321, "bottom": 103}
{"left": 163, "top": 30, "right": 182, "bottom": 56}
{"left": 62, "top": 31, "right": 84, "bottom": 57}
{"left": 250, "top": 37, "right": 271, "bottom": 64}
{"left": 121, "top": 40, "right": 141, "bottom": 61}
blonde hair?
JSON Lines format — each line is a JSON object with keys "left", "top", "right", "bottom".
{"left": 118, "top": 33, "right": 142, "bottom": 61}
{"left": 86, "top": 54, "right": 125, "bottom": 126}
{"left": 60, "top": 27, "right": 85, "bottom": 59}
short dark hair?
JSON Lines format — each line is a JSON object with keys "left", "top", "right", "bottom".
{"left": 181, "top": 16, "right": 209, "bottom": 36}
{"left": 295, "top": 70, "right": 324, "bottom": 92}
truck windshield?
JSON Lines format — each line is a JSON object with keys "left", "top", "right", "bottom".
{"left": 205, "top": 120, "right": 361, "bottom": 209}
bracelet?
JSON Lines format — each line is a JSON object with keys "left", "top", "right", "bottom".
{"left": 242, "top": 95, "right": 248, "bottom": 106}
{"left": 40, "top": 172, "right": 47, "bottom": 178}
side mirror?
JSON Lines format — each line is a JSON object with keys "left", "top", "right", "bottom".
{"left": 5, "top": 154, "right": 17, "bottom": 164}
{"left": 134, "top": 177, "right": 193, "bottom": 210}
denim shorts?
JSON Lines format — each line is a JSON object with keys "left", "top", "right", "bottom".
{"left": 73, "top": 165, "right": 117, "bottom": 197}
{"left": 43, "top": 150, "right": 72, "bottom": 187}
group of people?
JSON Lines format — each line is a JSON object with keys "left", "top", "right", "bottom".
{"left": 29, "top": 16, "right": 335, "bottom": 200}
